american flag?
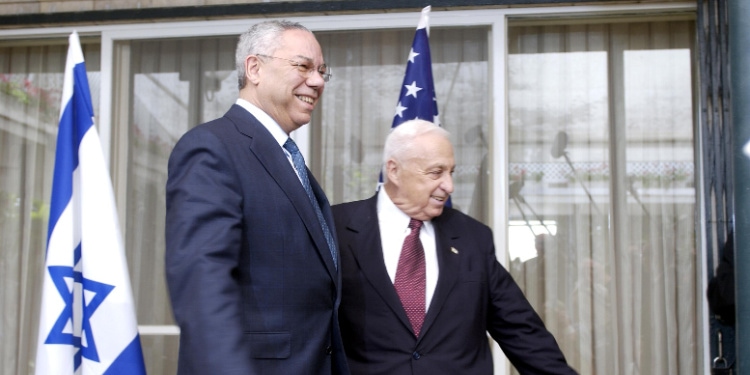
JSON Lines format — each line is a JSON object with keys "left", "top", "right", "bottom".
{"left": 386, "top": 6, "right": 451, "bottom": 207}
{"left": 392, "top": 6, "right": 439, "bottom": 128}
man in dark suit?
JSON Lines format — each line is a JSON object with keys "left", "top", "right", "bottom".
{"left": 165, "top": 20, "right": 348, "bottom": 375}
{"left": 332, "top": 120, "right": 577, "bottom": 375}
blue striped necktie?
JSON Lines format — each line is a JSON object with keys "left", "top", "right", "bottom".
{"left": 283, "top": 138, "right": 337, "bottom": 270}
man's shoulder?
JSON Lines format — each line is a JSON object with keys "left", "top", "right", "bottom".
{"left": 332, "top": 197, "right": 372, "bottom": 215}
{"left": 179, "top": 105, "right": 259, "bottom": 141}
{"left": 436, "top": 207, "right": 493, "bottom": 238}
{"left": 438, "top": 207, "right": 487, "bottom": 227}
{"left": 331, "top": 196, "right": 378, "bottom": 230}
{"left": 181, "top": 109, "right": 235, "bottom": 135}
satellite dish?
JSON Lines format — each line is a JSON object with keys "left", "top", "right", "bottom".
{"left": 550, "top": 131, "right": 568, "bottom": 159}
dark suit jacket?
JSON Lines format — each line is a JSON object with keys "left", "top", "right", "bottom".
{"left": 332, "top": 195, "right": 577, "bottom": 375}
{"left": 166, "top": 104, "right": 349, "bottom": 375}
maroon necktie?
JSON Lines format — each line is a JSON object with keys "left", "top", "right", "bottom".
{"left": 394, "top": 218, "right": 426, "bottom": 337}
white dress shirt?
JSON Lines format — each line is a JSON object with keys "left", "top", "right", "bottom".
{"left": 235, "top": 99, "right": 300, "bottom": 181}
{"left": 377, "top": 188, "right": 439, "bottom": 312}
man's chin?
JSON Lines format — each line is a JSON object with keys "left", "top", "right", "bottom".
{"left": 426, "top": 206, "right": 445, "bottom": 220}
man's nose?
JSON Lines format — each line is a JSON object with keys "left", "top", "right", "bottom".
{"left": 441, "top": 173, "right": 454, "bottom": 194}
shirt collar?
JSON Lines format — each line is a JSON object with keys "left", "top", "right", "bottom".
{"left": 377, "top": 188, "right": 434, "bottom": 235}
{"left": 235, "top": 98, "right": 289, "bottom": 148}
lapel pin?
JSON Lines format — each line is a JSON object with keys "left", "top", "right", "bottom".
{"left": 451, "top": 247, "right": 459, "bottom": 254}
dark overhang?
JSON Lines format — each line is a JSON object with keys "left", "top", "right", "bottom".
{"left": 1, "top": 0, "right": 631, "bottom": 28}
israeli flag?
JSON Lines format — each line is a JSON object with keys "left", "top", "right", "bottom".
{"left": 35, "top": 31, "right": 147, "bottom": 375}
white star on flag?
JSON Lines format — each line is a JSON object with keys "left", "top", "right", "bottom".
{"left": 404, "top": 81, "right": 423, "bottom": 98}
{"left": 395, "top": 101, "right": 407, "bottom": 118}
{"left": 408, "top": 48, "right": 420, "bottom": 63}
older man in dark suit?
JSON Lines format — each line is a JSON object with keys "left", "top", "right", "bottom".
{"left": 332, "top": 119, "right": 576, "bottom": 375}
{"left": 165, "top": 20, "right": 348, "bottom": 375}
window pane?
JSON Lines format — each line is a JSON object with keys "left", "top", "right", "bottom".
{"left": 507, "top": 20, "right": 697, "bottom": 374}
{"left": 118, "top": 36, "right": 237, "bottom": 374}
{"left": 0, "top": 41, "right": 100, "bottom": 375}
{"left": 315, "top": 27, "right": 490, "bottom": 223}
{"left": 117, "top": 29, "right": 490, "bottom": 372}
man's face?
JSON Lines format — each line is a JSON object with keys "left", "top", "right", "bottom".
{"left": 387, "top": 133, "right": 455, "bottom": 221}
{"left": 253, "top": 29, "right": 326, "bottom": 133}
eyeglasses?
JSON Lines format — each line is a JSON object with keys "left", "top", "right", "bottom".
{"left": 256, "top": 54, "right": 332, "bottom": 82}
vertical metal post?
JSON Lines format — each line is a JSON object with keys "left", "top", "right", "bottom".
{"left": 729, "top": 0, "right": 750, "bottom": 371}
{"left": 699, "top": 0, "right": 735, "bottom": 369}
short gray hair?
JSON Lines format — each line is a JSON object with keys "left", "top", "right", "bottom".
{"left": 382, "top": 119, "right": 451, "bottom": 180}
{"left": 235, "top": 20, "right": 311, "bottom": 90}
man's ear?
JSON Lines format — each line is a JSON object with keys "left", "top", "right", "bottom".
{"left": 245, "top": 55, "right": 261, "bottom": 85}
{"left": 385, "top": 159, "right": 399, "bottom": 184}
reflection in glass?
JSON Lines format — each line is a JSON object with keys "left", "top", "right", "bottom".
{"left": 508, "top": 20, "right": 697, "bottom": 374}
{"left": 119, "top": 36, "right": 237, "bottom": 374}
{"left": 0, "top": 42, "right": 101, "bottom": 375}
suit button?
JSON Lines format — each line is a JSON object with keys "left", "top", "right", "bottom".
{"left": 325, "top": 346, "right": 333, "bottom": 355}
{"left": 412, "top": 351, "right": 421, "bottom": 360}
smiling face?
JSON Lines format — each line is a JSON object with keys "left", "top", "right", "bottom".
{"left": 242, "top": 29, "right": 326, "bottom": 134}
{"left": 385, "top": 132, "right": 455, "bottom": 221}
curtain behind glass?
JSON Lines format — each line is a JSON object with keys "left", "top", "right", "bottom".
{"left": 119, "top": 28, "right": 488, "bottom": 372}
{"left": 118, "top": 36, "right": 237, "bottom": 374}
{"left": 0, "top": 42, "right": 100, "bottom": 375}
{"left": 507, "top": 19, "right": 697, "bottom": 374}
{"left": 315, "top": 28, "right": 490, "bottom": 222}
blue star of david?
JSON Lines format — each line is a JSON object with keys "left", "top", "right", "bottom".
{"left": 44, "top": 243, "right": 114, "bottom": 371}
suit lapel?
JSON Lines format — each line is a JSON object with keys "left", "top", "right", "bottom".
{"left": 419, "top": 210, "right": 461, "bottom": 339}
{"left": 226, "top": 105, "right": 338, "bottom": 278}
{"left": 345, "top": 196, "right": 414, "bottom": 333}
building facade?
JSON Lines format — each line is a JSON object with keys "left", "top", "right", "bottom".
{"left": 0, "top": 0, "right": 725, "bottom": 374}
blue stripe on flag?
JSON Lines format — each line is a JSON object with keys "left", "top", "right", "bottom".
{"left": 103, "top": 336, "right": 148, "bottom": 375}
{"left": 36, "top": 31, "right": 146, "bottom": 375}
{"left": 46, "top": 62, "right": 94, "bottom": 249}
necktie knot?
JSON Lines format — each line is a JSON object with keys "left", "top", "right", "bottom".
{"left": 408, "top": 218, "right": 423, "bottom": 231}
{"left": 284, "top": 138, "right": 301, "bottom": 156}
